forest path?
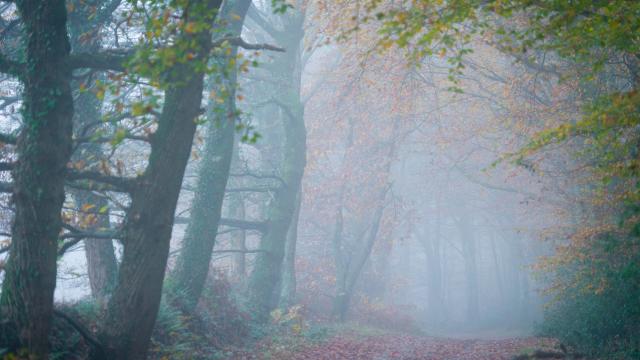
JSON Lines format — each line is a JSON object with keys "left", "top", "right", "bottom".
{"left": 234, "top": 332, "right": 557, "bottom": 359}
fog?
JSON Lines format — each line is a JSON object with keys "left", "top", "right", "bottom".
{"left": 0, "top": 0, "right": 637, "bottom": 359}
{"left": 52, "top": 14, "right": 556, "bottom": 337}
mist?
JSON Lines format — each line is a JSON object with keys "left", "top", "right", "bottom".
{"left": 0, "top": 0, "right": 638, "bottom": 359}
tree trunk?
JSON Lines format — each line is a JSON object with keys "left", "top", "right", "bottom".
{"left": 490, "top": 232, "right": 505, "bottom": 309}
{"left": 332, "top": 286, "right": 353, "bottom": 322}
{"left": 246, "top": 10, "right": 307, "bottom": 321}
{"left": 332, "top": 195, "right": 387, "bottom": 321}
{"left": 70, "top": 68, "right": 119, "bottom": 307}
{"left": 279, "top": 190, "right": 301, "bottom": 309}
{"left": 97, "top": 2, "right": 222, "bottom": 357}
{"left": 170, "top": 0, "right": 251, "bottom": 313}
{"left": 421, "top": 230, "right": 445, "bottom": 324}
{"left": 331, "top": 205, "right": 348, "bottom": 321}
{"left": 67, "top": 0, "right": 119, "bottom": 305}
{"left": 99, "top": 82, "right": 206, "bottom": 360}
{"left": 246, "top": 122, "right": 306, "bottom": 318}
{"left": 75, "top": 192, "right": 118, "bottom": 304}
{"left": 0, "top": 1, "right": 74, "bottom": 357}
{"left": 229, "top": 192, "right": 247, "bottom": 283}
{"left": 458, "top": 212, "right": 479, "bottom": 323}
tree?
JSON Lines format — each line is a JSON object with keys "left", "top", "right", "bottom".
{"left": 94, "top": 0, "right": 224, "bottom": 357}
{"left": 245, "top": 2, "right": 307, "bottom": 321}
{"left": 67, "top": 0, "right": 121, "bottom": 305}
{"left": 0, "top": 1, "right": 74, "bottom": 357}
{"left": 171, "top": 0, "right": 253, "bottom": 314}
{"left": 363, "top": 0, "right": 640, "bottom": 352}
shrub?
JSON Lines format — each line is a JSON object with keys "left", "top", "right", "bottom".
{"left": 539, "top": 229, "right": 640, "bottom": 358}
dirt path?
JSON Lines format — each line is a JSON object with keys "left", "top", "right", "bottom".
{"left": 233, "top": 333, "right": 556, "bottom": 360}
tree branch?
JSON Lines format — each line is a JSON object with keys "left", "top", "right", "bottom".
{"left": 230, "top": 171, "right": 286, "bottom": 186}
{"left": 174, "top": 216, "right": 267, "bottom": 233}
{"left": 212, "top": 36, "right": 285, "bottom": 53}
{"left": 0, "top": 53, "right": 25, "bottom": 78}
{"left": 52, "top": 309, "right": 103, "bottom": 351}
{"left": 67, "top": 169, "right": 137, "bottom": 193}
{"left": 219, "top": 218, "right": 268, "bottom": 232}
{"left": 0, "top": 162, "right": 14, "bottom": 171}
{"left": 60, "top": 231, "right": 120, "bottom": 240}
{"left": 0, "top": 181, "right": 12, "bottom": 193}
{"left": 212, "top": 249, "right": 268, "bottom": 254}
{"left": 225, "top": 186, "right": 277, "bottom": 193}
{"left": 0, "top": 132, "right": 17, "bottom": 145}
{"left": 57, "top": 238, "right": 83, "bottom": 255}
{"left": 68, "top": 50, "right": 131, "bottom": 72}
{"left": 58, "top": 223, "right": 121, "bottom": 255}
{"left": 74, "top": 133, "right": 150, "bottom": 146}
{"left": 247, "top": 4, "right": 284, "bottom": 39}
{"left": 96, "top": 0, "right": 123, "bottom": 24}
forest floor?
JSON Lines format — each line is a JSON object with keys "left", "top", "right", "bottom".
{"left": 229, "top": 325, "right": 560, "bottom": 360}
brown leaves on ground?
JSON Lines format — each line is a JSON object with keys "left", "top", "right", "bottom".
{"left": 232, "top": 333, "right": 561, "bottom": 360}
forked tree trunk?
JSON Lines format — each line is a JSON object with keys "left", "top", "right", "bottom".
{"left": 0, "top": 1, "right": 74, "bottom": 357}
{"left": 97, "top": 1, "right": 222, "bottom": 358}
{"left": 332, "top": 194, "right": 387, "bottom": 321}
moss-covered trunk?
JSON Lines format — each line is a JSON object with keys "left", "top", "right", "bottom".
{"left": 171, "top": 0, "right": 251, "bottom": 313}
{"left": 0, "top": 1, "right": 74, "bottom": 357}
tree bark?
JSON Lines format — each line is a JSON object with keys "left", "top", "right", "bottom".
{"left": 229, "top": 192, "right": 247, "bottom": 283}
{"left": 68, "top": 4, "right": 119, "bottom": 304}
{"left": 0, "top": 1, "right": 74, "bottom": 357}
{"left": 97, "top": 1, "right": 222, "bottom": 358}
{"left": 279, "top": 189, "right": 301, "bottom": 309}
{"left": 246, "top": 9, "right": 307, "bottom": 321}
{"left": 171, "top": 0, "right": 252, "bottom": 313}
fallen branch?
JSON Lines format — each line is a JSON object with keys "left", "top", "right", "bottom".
{"left": 52, "top": 309, "right": 103, "bottom": 352}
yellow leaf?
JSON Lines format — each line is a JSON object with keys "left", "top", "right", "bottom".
{"left": 184, "top": 22, "right": 197, "bottom": 33}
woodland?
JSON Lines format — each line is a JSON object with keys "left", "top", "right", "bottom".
{"left": 0, "top": 0, "right": 638, "bottom": 359}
